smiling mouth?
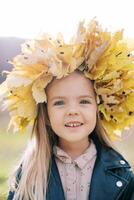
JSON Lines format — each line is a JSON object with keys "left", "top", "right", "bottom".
{"left": 65, "top": 122, "right": 83, "bottom": 128}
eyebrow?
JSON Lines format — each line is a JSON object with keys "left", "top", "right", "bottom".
{"left": 50, "top": 95, "right": 93, "bottom": 101}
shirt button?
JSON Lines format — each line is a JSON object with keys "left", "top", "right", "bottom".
{"left": 120, "top": 160, "right": 126, "bottom": 165}
{"left": 116, "top": 181, "right": 123, "bottom": 187}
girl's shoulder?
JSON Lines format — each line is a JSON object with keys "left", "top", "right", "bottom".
{"left": 7, "top": 164, "right": 23, "bottom": 200}
{"left": 100, "top": 144, "right": 134, "bottom": 176}
{"left": 91, "top": 142, "right": 134, "bottom": 199}
{"left": 92, "top": 134, "right": 134, "bottom": 177}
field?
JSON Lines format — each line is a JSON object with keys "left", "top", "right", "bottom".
{"left": 0, "top": 129, "right": 28, "bottom": 200}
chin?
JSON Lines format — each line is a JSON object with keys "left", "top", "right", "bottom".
{"left": 65, "top": 136, "right": 88, "bottom": 143}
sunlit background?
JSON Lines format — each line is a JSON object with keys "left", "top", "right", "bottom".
{"left": 0, "top": 0, "right": 134, "bottom": 39}
{"left": 0, "top": 0, "right": 134, "bottom": 199}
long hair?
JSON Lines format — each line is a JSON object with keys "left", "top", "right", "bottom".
{"left": 8, "top": 73, "right": 115, "bottom": 200}
{"left": 9, "top": 103, "right": 52, "bottom": 200}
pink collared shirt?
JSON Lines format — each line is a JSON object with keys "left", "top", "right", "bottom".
{"left": 53, "top": 140, "right": 97, "bottom": 200}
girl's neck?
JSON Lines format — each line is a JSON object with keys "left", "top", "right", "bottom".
{"left": 58, "top": 138, "right": 91, "bottom": 160}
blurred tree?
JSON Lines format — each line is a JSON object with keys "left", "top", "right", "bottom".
{"left": 0, "top": 37, "right": 26, "bottom": 83}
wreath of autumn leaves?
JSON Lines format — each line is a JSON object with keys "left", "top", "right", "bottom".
{"left": 0, "top": 19, "right": 134, "bottom": 139}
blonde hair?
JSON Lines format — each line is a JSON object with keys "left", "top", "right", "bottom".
{"left": 9, "top": 74, "right": 115, "bottom": 200}
{"left": 9, "top": 103, "right": 52, "bottom": 200}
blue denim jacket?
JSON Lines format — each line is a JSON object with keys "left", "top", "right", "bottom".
{"left": 7, "top": 135, "right": 134, "bottom": 200}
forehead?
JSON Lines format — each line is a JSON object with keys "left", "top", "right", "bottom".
{"left": 46, "top": 71, "right": 95, "bottom": 97}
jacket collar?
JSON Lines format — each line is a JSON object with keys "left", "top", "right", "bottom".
{"left": 89, "top": 133, "right": 131, "bottom": 200}
{"left": 91, "top": 133, "right": 131, "bottom": 170}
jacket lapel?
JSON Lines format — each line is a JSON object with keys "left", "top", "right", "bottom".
{"left": 89, "top": 135, "right": 131, "bottom": 200}
{"left": 46, "top": 157, "right": 65, "bottom": 200}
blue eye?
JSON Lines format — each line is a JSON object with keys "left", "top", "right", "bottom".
{"left": 53, "top": 99, "right": 91, "bottom": 106}
{"left": 53, "top": 100, "right": 64, "bottom": 106}
{"left": 80, "top": 100, "right": 91, "bottom": 104}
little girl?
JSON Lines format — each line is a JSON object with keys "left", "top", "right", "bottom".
{"left": 0, "top": 19, "right": 134, "bottom": 200}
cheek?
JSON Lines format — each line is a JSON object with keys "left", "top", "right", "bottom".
{"left": 86, "top": 107, "right": 95, "bottom": 113}
{"left": 48, "top": 108, "right": 63, "bottom": 126}
{"left": 84, "top": 107, "right": 97, "bottom": 120}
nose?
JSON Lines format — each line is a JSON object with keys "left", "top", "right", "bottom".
{"left": 68, "top": 111, "right": 79, "bottom": 116}
{"left": 66, "top": 104, "right": 80, "bottom": 116}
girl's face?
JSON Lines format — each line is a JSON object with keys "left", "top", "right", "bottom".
{"left": 46, "top": 71, "right": 97, "bottom": 144}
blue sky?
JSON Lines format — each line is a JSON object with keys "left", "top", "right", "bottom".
{"left": 0, "top": 0, "right": 134, "bottom": 39}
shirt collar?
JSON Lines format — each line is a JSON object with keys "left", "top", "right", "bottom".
{"left": 53, "top": 140, "right": 97, "bottom": 170}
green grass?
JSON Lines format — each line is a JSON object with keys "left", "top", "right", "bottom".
{"left": 0, "top": 130, "right": 29, "bottom": 199}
